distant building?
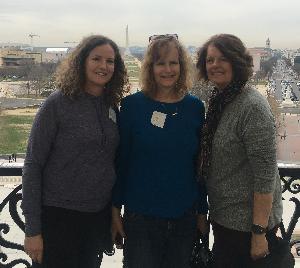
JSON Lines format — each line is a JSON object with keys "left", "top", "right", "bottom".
{"left": 249, "top": 48, "right": 271, "bottom": 61}
{"left": 248, "top": 44, "right": 272, "bottom": 73}
{"left": 266, "top": 38, "right": 270, "bottom": 50}
{"left": 248, "top": 52, "right": 261, "bottom": 73}
{"left": 294, "top": 54, "right": 300, "bottom": 69}
{"left": 0, "top": 43, "right": 30, "bottom": 50}
{"left": 0, "top": 46, "right": 71, "bottom": 66}
{"left": 42, "top": 48, "right": 70, "bottom": 63}
{"left": 128, "top": 46, "right": 146, "bottom": 60}
{"left": 0, "top": 48, "right": 42, "bottom": 67}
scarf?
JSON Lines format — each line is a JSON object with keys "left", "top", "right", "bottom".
{"left": 199, "top": 80, "right": 245, "bottom": 180}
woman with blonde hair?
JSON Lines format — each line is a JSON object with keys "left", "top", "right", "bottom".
{"left": 22, "top": 34, "right": 128, "bottom": 268}
{"left": 112, "top": 34, "right": 208, "bottom": 268}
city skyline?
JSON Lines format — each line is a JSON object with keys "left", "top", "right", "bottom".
{"left": 1, "top": 0, "right": 300, "bottom": 49}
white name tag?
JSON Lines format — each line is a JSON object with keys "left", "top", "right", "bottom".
{"left": 109, "top": 107, "right": 117, "bottom": 123}
{"left": 151, "top": 111, "right": 166, "bottom": 128}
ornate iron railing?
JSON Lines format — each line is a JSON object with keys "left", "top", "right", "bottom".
{"left": 0, "top": 163, "right": 300, "bottom": 267}
{"left": 278, "top": 163, "right": 300, "bottom": 252}
{"left": 0, "top": 184, "right": 29, "bottom": 268}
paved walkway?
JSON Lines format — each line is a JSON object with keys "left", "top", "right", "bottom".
{"left": 277, "top": 114, "right": 300, "bottom": 163}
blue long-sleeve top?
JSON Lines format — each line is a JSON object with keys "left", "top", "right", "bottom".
{"left": 113, "top": 91, "right": 208, "bottom": 218}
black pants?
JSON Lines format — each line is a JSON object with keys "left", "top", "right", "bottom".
{"left": 32, "top": 205, "right": 111, "bottom": 268}
{"left": 211, "top": 221, "right": 280, "bottom": 268}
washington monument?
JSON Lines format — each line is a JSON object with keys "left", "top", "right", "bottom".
{"left": 125, "top": 25, "right": 131, "bottom": 56}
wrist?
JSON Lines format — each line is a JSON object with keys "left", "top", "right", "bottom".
{"left": 251, "top": 224, "right": 267, "bottom": 235}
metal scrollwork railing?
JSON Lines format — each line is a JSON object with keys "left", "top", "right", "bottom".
{"left": 278, "top": 163, "right": 300, "bottom": 256}
{"left": 0, "top": 183, "right": 31, "bottom": 268}
{"left": 0, "top": 163, "right": 300, "bottom": 267}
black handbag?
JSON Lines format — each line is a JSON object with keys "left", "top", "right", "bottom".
{"left": 251, "top": 237, "right": 295, "bottom": 268}
{"left": 190, "top": 233, "right": 213, "bottom": 268}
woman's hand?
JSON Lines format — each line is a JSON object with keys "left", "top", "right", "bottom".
{"left": 112, "top": 206, "right": 126, "bottom": 249}
{"left": 197, "top": 214, "right": 209, "bottom": 235}
{"left": 251, "top": 192, "right": 272, "bottom": 260}
{"left": 24, "top": 234, "right": 43, "bottom": 264}
{"left": 250, "top": 234, "right": 269, "bottom": 260}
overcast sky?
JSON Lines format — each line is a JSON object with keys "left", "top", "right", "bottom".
{"left": 1, "top": 0, "right": 300, "bottom": 49}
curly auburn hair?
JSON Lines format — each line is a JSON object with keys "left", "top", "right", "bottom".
{"left": 55, "top": 35, "right": 129, "bottom": 106}
{"left": 140, "top": 37, "right": 192, "bottom": 97}
{"left": 196, "top": 34, "right": 253, "bottom": 86}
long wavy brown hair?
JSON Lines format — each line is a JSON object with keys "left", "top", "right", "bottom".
{"left": 55, "top": 35, "right": 129, "bottom": 106}
{"left": 140, "top": 37, "right": 192, "bottom": 98}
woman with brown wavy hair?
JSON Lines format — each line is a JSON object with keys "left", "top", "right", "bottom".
{"left": 197, "top": 34, "right": 283, "bottom": 267}
{"left": 22, "top": 35, "right": 128, "bottom": 268}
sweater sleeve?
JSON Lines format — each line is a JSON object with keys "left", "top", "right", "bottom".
{"left": 22, "top": 94, "right": 59, "bottom": 236}
{"left": 112, "top": 97, "right": 132, "bottom": 207}
{"left": 241, "top": 100, "right": 278, "bottom": 194}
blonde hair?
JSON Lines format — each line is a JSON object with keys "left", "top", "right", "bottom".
{"left": 140, "top": 38, "right": 192, "bottom": 98}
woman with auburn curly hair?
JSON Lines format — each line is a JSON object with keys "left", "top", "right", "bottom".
{"left": 22, "top": 35, "right": 129, "bottom": 268}
{"left": 112, "top": 34, "right": 208, "bottom": 268}
{"left": 197, "top": 34, "right": 283, "bottom": 267}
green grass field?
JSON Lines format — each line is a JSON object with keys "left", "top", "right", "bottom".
{"left": 0, "top": 114, "right": 34, "bottom": 154}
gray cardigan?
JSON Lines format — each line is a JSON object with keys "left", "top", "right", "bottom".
{"left": 22, "top": 90, "right": 119, "bottom": 236}
{"left": 206, "top": 86, "right": 283, "bottom": 232}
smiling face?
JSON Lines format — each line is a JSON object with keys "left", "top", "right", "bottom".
{"left": 153, "top": 43, "right": 180, "bottom": 92}
{"left": 84, "top": 44, "right": 115, "bottom": 96}
{"left": 206, "top": 45, "right": 233, "bottom": 90}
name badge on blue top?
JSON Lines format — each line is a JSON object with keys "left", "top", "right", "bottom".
{"left": 151, "top": 111, "right": 166, "bottom": 128}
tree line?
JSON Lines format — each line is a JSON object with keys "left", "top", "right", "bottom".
{"left": 0, "top": 62, "right": 58, "bottom": 97}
